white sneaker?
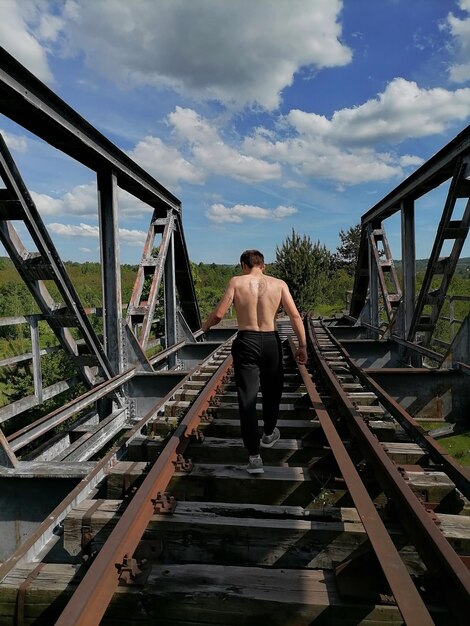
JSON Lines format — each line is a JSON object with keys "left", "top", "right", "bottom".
{"left": 246, "top": 455, "right": 264, "bottom": 474}
{"left": 260, "top": 427, "right": 280, "bottom": 448}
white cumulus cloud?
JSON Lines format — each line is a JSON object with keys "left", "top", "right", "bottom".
{"left": 206, "top": 203, "right": 297, "bottom": 224}
{"left": 287, "top": 78, "right": 470, "bottom": 145}
{"left": 31, "top": 183, "right": 156, "bottom": 219}
{"left": 0, "top": 0, "right": 54, "bottom": 82}
{"left": 49, "top": 222, "right": 99, "bottom": 237}
{"left": 1, "top": 129, "right": 28, "bottom": 153}
{"left": 46, "top": 0, "right": 352, "bottom": 109}
{"left": 445, "top": 1, "right": 470, "bottom": 83}
{"left": 48, "top": 222, "right": 146, "bottom": 246}
{"left": 169, "top": 107, "right": 281, "bottom": 183}
{"left": 244, "top": 78, "right": 470, "bottom": 185}
{"left": 128, "top": 135, "right": 205, "bottom": 188}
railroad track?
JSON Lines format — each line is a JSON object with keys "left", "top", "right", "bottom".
{"left": 0, "top": 319, "right": 469, "bottom": 625}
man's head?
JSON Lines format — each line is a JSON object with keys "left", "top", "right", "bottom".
{"left": 240, "top": 249, "right": 265, "bottom": 271}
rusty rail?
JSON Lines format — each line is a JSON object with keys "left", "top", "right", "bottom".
{"left": 288, "top": 336, "right": 434, "bottom": 625}
{"left": 323, "top": 325, "right": 470, "bottom": 500}
{"left": 54, "top": 353, "right": 233, "bottom": 626}
{"left": 306, "top": 317, "right": 470, "bottom": 623}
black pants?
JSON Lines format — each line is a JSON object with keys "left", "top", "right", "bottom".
{"left": 231, "top": 330, "right": 284, "bottom": 455}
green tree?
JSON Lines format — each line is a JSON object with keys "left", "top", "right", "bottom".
{"left": 335, "top": 224, "right": 361, "bottom": 275}
{"left": 273, "top": 229, "right": 332, "bottom": 313}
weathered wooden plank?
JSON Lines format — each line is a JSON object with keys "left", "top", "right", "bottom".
{"left": 212, "top": 403, "right": 315, "bottom": 418}
{"left": 105, "top": 461, "right": 148, "bottom": 499}
{"left": 202, "top": 418, "right": 319, "bottom": 439}
{"left": 381, "top": 442, "right": 428, "bottom": 464}
{"left": 0, "top": 563, "right": 448, "bottom": 625}
{"left": 127, "top": 436, "right": 427, "bottom": 466}
{"left": 168, "top": 463, "right": 316, "bottom": 506}
{"left": 64, "top": 500, "right": 365, "bottom": 565}
{"left": 0, "top": 461, "right": 96, "bottom": 478}
{"left": 62, "top": 499, "right": 470, "bottom": 575}
{"left": 405, "top": 469, "right": 455, "bottom": 502}
{"left": 184, "top": 437, "right": 317, "bottom": 465}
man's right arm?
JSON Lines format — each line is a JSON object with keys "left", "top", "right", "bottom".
{"left": 280, "top": 281, "right": 307, "bottom": 364}
{"left": 201, "top": 278, "right": 236, "bottom": 333}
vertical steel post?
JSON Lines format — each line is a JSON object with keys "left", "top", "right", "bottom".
{"left": 164, "top": 228, "right": 177, "bottom": 368}
{"left": 367, "top": 223, "right": 379, "bottom": 335}
{"left": 401, "top": 199, "right": 420, "bottom": 364}
{"left": 29, "top": 315, "right": 43, "bottom": 403}
{"left": 97, "top": 171, "right": 123, "bottom": 374}
{"left": 401, "top": 199, "right": 416, "bottom": 339}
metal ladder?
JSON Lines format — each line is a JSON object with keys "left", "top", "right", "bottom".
{"left": 126, "top": 212, "right": 175, "bottom": 350}
{"left": 0, "top": 134, "right": 115, "bottom": 387}
{"left": 126, "top": 209, "right": 201, "bottom": 352}
{"left": 408, "top": 158, "right": 470, "bottom": 349}
{"left": 369, "top": 225, "right": 402, "bottom": 329}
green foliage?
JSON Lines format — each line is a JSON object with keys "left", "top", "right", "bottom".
{"left": 194, "top": 262, "right": 239, "bottom": 318}
{"left": 322, "top": 268, "right": 354, "bottom": 309}
{"left": 335, "top": 223, "right": 361, "bottom": 275}
{"left": 273, "top": 229, "right": 332, "bottom": 313}
{"left": 438, "top": 433, "right": 470, "bottom": 466}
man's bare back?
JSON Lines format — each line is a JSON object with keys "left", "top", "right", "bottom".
{"left": 201, "top": 258, "right": 307, "bottom": 364}
{"left": 225, "top": 271, "right": 285, "bottom": 331}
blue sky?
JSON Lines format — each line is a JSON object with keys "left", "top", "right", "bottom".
{"left": 0, "top": 0, "right": 470, "bottom": 265}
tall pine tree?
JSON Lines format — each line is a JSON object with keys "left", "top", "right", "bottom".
{"left": 273, "top": 229, "right": 331, "bottom": 313}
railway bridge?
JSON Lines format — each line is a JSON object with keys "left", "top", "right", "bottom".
{"left": 0, "top": 47, "right": 469, "bottom": 625}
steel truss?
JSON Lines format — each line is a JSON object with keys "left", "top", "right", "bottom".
{"left": 350, "top": 125, "right": 470, "bottom": 365}
{"left": 0, "top": 46, "right": 200, "bottom": 381}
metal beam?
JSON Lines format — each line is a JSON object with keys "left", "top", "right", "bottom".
{"left": 400, "top": 199, "right": 415, "bottom": 341}
{"left": 97, "top": 170, "right": 123, "bottom": 374}
{"left": 0, "top": 47, "right": 180, "bottom": 214}
{"left": 165, "top": 231, "right": 177, "bottom": 367}
{"left": 362, "top": 124, "right": 470, "bottom": 225}
{"left": 367, "top": 224, "right": 379, "bottom": 332}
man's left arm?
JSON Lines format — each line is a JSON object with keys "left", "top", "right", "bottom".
{"left": 201, "top": 279, "right": 235, "bottom": 333}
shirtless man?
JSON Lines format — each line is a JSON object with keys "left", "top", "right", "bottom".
{"left": 202, "top": 249, "right": 307, "bottom": 474}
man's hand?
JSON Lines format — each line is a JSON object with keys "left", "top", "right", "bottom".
{"left": 295, "top": 345, "right": 307, "bottom": 365}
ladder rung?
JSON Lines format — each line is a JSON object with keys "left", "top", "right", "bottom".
{"left": 127, "top": 305, "right": 148, "bottom": 317}
{"left": 433, "top": 257, "right": 451, "bottom": 272}
{"left": 443, "top": 220, "right": 468, "bottom": 239}
{"left": 23, "top": 255, "right": 55, "bottom": 280}
{"left": 45, "top": 307, "right": 78, "bottom": 328}
{"left": 0, "top": 192, "right": 24, "bottom": 219}
{"left": 142, "top": 258, "right": 161, "bottom": 267}
{"left": 417, "top": 323, "right": 434, "bottom": 332}
{"left": 74, "top": 355, "right": 100, "bottom": 366}
{"left": 424, "top": 290, "right": 440, "bottom": 305}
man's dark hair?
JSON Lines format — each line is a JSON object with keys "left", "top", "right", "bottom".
{"left": 240, "top": 249, "right": 265, "bottom": 268}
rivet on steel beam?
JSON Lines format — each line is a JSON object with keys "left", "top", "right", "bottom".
{"left": 424, "top": 508, "right": 442, "bottom": 527}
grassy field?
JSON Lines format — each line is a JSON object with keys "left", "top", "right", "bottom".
{"left": 437, "top": 433, "right": 470, "bottom": 466}
{"left": 415, "top": 421, "right": 470, "bottom": 466}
